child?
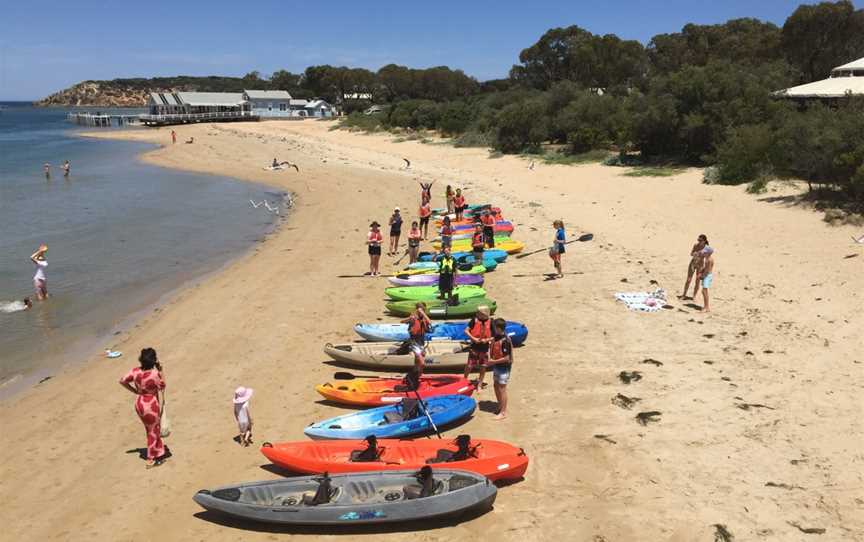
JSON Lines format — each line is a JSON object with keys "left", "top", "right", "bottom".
{"left": 488, "top": 318, "right": 513, "bottom": 420}
{"left": 549, "top": 220, "right": 565, "bottom": 279}
{"left": 233, "top": 386, "right": 254, "bottom": 446}
{"left": 367, "top": 221, "right": 383, "bottom": 276}
{"left": 403, "top": 302, "right": 431, "bottom": 373}
{"left": 699, "top": 246, "right": 715, "bottom": 312}
{"left": 471, "top": 223, "right": 485, "bottom": 264}
{"left": 445, "top": 185, "right": 454, "bottom": 214}
{"left": 418, "top": 200, "right": 432, "bottom": 239}
{"left": 464, "top": 305, "right": 492, "bottom": 390}
{"left": 481, "top": 210, "right": 496, "bottom": 248}
{"left": 453, "top": 189, "right": 466, "bottom": 222}
{"left": 440, "top": 216, "right": 454, "bottom": 251}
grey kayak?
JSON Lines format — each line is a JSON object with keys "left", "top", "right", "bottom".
{"left": 193, "top": 468, "right": 496, "bottom": 525}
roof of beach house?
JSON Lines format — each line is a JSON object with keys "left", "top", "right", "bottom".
{"left": 305, "top": 99, "right": 331, "bottom": 109}
{"left": 775, "top": 56, "right": 864, "bottom": 99}
{"left": 175, "top": 92, "right": 246, "bottom": 106}
{"left": 244, "top": 90, "right": 293, "bottom": 100}
{"left": 149, "top": 92, "right": 182, "bottom": 105}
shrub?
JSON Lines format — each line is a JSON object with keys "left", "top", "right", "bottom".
{"left": 714, "top": 123, "right": 775, "bottom": 184}
{"left": 493, "top": 100, "right": 548, "bottom": 154}
{"left": 453, "top": 131, "right": 492, "bottom": 148}
{"left": 702, "top": 166, "right": 721, "bottom": 184}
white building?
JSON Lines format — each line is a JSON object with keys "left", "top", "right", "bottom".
{"left": 243, "top": 90, "right": 293, "bottom": 118}
{"left": 774, "top": 57, "right": 864, "bottom": 100}
{"left": 305, "top": 99, "right": 335, "bottom": 118}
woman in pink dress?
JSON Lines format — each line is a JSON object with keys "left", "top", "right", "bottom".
{"left": 119, "top": 348, "right": 168, "bottom": 468}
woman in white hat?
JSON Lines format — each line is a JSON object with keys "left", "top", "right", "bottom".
{"left": 233, "top": 386, "right": 254, "bottom": 447}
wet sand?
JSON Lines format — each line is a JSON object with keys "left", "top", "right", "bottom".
{"left": 1, "top": 120, "right": 861, "bottom": 541}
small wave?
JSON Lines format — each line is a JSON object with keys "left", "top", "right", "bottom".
{"left": 0, "top": 301, "right": 28, "bottom": 313}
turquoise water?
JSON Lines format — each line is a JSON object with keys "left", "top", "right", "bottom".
{"left": 0, "top": 103, "right": 282, "bottom": 390}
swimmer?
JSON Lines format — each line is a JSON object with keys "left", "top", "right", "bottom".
{"left": 62, "top": 160, "right": 70, "bottom": 177}
{"left": 43, "top": 163, "right": 51, "bottom": 179}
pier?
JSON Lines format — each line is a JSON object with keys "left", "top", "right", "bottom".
{"left": 138, "top": 111, "right": 259, "bottom": 126}
{"left": 66, "top": 112, "right": 141, "bottom": 127}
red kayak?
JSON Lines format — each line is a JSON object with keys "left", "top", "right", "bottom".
{"left": 261, "top": 435, "right": 528, "bottom": 482}
{"left": 315, "top": 375, "right": 474, "bottom": 407}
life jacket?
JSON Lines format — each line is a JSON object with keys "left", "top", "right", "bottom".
{"left": 454, "top": 196, "right": 465, "bottom": 207}
{"left": 490, "top": 335, "right": 511, "bottom": 360}
{"left": 439, "top": 257, "right": 455, "bottom": 274}
{"left": 419, "top": 205, "right": 431, "bottom": 218}
{"left": 472, "top": 231, "right": 484, "bottom": 248}
{"left": 409, "top": 315, "right": 429, "bottom": 337}
{"left": 468, "top": 318, "right": 492, "bottom": 340}
{"left": 369, "top": 230, "right": 382, "bottom": 244}
{"left": 481, "top": 214, "right": 495, "bottom": 227}
{"left": 441, "top": 224, "right": 453, "bottom": 236}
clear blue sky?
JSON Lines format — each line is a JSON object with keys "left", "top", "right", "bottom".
{"left": 1, "top": 0, "right": 860, "bottom": 100}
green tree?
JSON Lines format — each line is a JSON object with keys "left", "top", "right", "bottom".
{"left": 494, "top": 100, "right": 548, "bottom": 153}
{"left": 782, "top": 0, "right": 864, "bottom": 82}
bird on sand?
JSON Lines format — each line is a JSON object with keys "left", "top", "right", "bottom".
{"left": 402, "top": 158, "right": 411, "bottom": 169}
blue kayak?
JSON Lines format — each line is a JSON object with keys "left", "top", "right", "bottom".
{"left": 406, "top": 258, "right": 498, "bottom": 271}
{"left": 304, "top": 395, "right": 476, "bottom": 440}
{"left": 418, "top": 249, "right": 508, "bottom": 263}
{"left": 354, "top": 320, "right": 528, "bottom": 346}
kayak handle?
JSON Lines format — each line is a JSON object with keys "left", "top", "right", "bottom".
{"left": 518, "top": 447, "right": 526, "bottom": 456}
{"left": 262, "top": 442, "right": 273, "bottom": 448}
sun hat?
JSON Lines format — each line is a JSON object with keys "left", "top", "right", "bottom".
{"left": 234, "top": 386, "right": 254, "bottom": 404}
{"left": 394, "top": 207, "right": 400, "bottom": 211}
{"left": 477, "top": 305, "right": 490, "bottom": 318}
{"left": 701, "top": 246, "right": 714, "bottom": 255}
{"left": 370, "top": 221, "right": 381, "bottom": 228}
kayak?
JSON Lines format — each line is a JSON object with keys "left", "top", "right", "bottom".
{"left": 304, "top": 394, "right": 476, "bottom": 439}
{"left": 435, "top": 230, "right": 512, "bottom": 242}
{"left": 451, "top": 220, "right": 513, "bottom": 233}
{"left": 418, "top": 249, "right": 508, "bottom": 263}
{"left": 434, "top": 238, "right": 525, "bottom": 254}
{"left": 433, "top": 234, "right": 511, "bottom": 248}
{"left": 434, "top": 214, "right": 503, "bottom": 227}
{"left": 392, "top": 264, "right": 487, "bottom": 277}
{"left": 314, "top": 375, "right": 474, "bottom": 406}
{"left": 431, "top": 203, "right": 493, "bottom": 215}
{"left": 260, "top": 436, "right": 529, "bottom": 481}
{"left": 386, "top": 297, "right": 497, "bottom": 319}
{"left": 193, "top": 469, "right": 496, "bottom": 525}
{"left": 324, "top": 341, "right": 468, "bottom": 370}
{"left": 406, "top": 258, "right": 497, "bottom": 271}
{"left": 387, "top": 274, "right": 484, "bottom": 287}
{"left": 353, "top": 320, "right": 528, "bottom": 346}
{"left": 384, "top": 285, "right": 486, "bottom": 302}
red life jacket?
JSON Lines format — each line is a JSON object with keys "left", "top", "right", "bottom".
{"left": 481, "top": 214, "right": 495, "bottom": 227}
{"left": 369, "top": 230, "right": 382, "bottom": 244}
{"left": 454, "top": 196, "right": 465, "bottom": 207}
{"left": 419, "top": 205, "right": 431, "bottom": 218}
{"left": 490, "top": 336, "right": 510, "bottom": 359}
{"left": 441, "top": 224, "right": 454, "bottom": 236}
{"left": 472, "top": 231, "right": 484, "bottom": 247}
{"left": 409, "top": 315, "right": 429, "bottom": 337}
{"left": 468, "top": 318, "right": 491, "bottom": 340}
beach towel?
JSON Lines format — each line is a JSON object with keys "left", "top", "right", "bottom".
{"left": 615, "top": 289, "right": 666, "bottom": 313}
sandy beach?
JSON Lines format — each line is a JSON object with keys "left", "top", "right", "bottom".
{"left": 2, "top": 119, "right": 862, "bottom": 541}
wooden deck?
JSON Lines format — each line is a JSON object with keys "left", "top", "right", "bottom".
{"left": 138, "top": 111, "right": 259, "bottom": 126}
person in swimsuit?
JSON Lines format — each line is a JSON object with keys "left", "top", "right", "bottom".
{"left": 418, "top": 200, "right": 432, "bottom": 240}
{"left": 119, "top": 348, "right": 169, "bottom": 468}
{"left": 367, "top": 222, "right": 383, "bottom": 276}
{"left": 43, "top": 163, "right": 51, "bottom": 179}
{"left": 407, "top": 221, "right": 422, "bottom": 263}
{"left": 62, "top": 160, "right": 71, "bottom": 177}
{"left": 453, "top": 189, "right": 466, "bottom": 222}
{"left": 388, "top": 208, "right": 403, "bottom": 256}
{"left": 699, "top": 246, "right": 715, "bottom": 312}
{"left": 30, "top": 245, "right": 48, "bottom": 300}
{"left": 549, "top": 220, "right": 565, "bottom": 278}
{"left": 487, "top": 318, "right": 513, "bottom": 420}
{"left": 233, "top": 387, "right": 254, "bottom": 447}
{"left": 680, "top": 234, "right": 708, "bottom": 300}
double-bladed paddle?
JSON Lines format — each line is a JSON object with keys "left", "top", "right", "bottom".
{"left": 515, "top": 232, "right": 593, "bottom": 259}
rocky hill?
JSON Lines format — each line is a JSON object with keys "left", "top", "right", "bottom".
{"left": 36, "top": 76, "right": 251, "bottom": 107}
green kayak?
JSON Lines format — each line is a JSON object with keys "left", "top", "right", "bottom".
{"left": 386, "top": 297, "right": 498, "bottom": 319}
{"left": 384, "top": 285, "right": 487, "bottom": 302}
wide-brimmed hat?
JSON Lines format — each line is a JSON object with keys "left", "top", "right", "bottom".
{"left": 476, "top": 305, "right": 490, "bottom": 318}
{"left": 370, "top": 221, "right": 381, "bottom": 228}
{"left": 234, "top": 386, "right": 254, "bottom": 404}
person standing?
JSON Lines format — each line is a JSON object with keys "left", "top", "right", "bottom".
{"left": 171, "top": 130, "right": 177, "bottom": 144}
{"left": 464, "top": 306, "right": 492, "bottom": 390}
{"left": 233, "top": 387, "right": 254, "bottom": 447}
{"left": 62, "top": 160, "right": 71, "bottom": 177}
{"left": 471, "top": 224, "right": 485, "bottom": 264}
{"left": 699, "top": 246, "right": 715, "bottom": 312}
{"left": 439, "top": 216, "right": 454, "bottom": 252}
{"left": 481, "top": 210, "right": 496, "bottom": 248}
{"left": 418, "top": 200, "right": 432, "bottom": 240}
{"left": 680, "top": 234, "right": 708, "bottom": 300}
{"left": 453, "top": 189, "right": 466, "bottom": 222}
{"left": 367, "top": 222, "right": 383, "bottom": 276}
{"left": 388, "top": 208, "right": 403, "bottom": 256}
{"left": 549, "top": 220, "right": 566, "bottom": 278}
{"left": 407, "top": 221, "right": 422, "bottom": 263}
{"left": 419, "top": 180, "right": 434, "bottom": 204}
{"left": 119, "top": 348, "right": 169, "bottom": 468}
{"left": 43, "top": 163, "right": 51, "bottom": 179}
{"left": 403, "top": 302, "right": 431, "bottom": 374}
{"left": 30, "top": 245, "right": 48, "bottom": 300}
{"left": 445, "top": 185, "right": 455, "bottom": 214}
{"left": 487, "top": 318, "right": 513, "bottom": 420}
{"left": 438, "top": 247, "right": 457, "bottom": 300}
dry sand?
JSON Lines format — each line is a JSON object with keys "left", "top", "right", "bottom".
{"left": 1, "top": 120, "right": 862, "bottom": 541}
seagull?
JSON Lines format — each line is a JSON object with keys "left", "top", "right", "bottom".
{"left": 264, "top": 201, "right": 280, "bottom": 215}
{"left": 853, "top": 235, "right": 864, "bottom": 244}
{"left": 287, "top": 162, "right": 299, "bottom": 173}
{"left": 250, "top": 200, "right": 264, "bottom": 209}
{"left": 528, "top": 161, "right": 535, "bottom": 170}
{"left": 402, "top": 158, "right": 411, "bottom": 169}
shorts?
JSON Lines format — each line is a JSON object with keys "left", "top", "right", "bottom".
{"left": 466, "top": 349, "right": 488, "bottom": 370}
{"left": 441, "top": 235, "right": 452, "bottom": 249}
{"left": 409, "top": 337, "right": 426, "bottom": 356}
{"left": 549, "top": 249, "right": 561, "bottom": 263}
{"left": 368, "top": 245, "right": 381, "bottom": 256}
{"left": 455, "top": 206, "right": 464, "bottom": 214}
{"left": 701, "top": 273, "right": 713, "bottom": 289}
{"left": 390, "top": 228, "right": 401, "bottom": 237}
{"left": 493, "top": 366, "right": 511, "bottom": 385}
{"left": 483, "top": 227, "right": 495, "bottom": 247}
{"left": 419, "top": 216, "right": 429, "bottom": 227}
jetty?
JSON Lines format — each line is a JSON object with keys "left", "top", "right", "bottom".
{"left": 138, "top": 110, "right": 258, "bottom": 126}
{"left": 66, "top": 112, "right": 140, "bottom": 127}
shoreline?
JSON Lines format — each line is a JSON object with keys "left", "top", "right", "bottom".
{"left": 2, "top": 120, "right": 861, "bottom": 541}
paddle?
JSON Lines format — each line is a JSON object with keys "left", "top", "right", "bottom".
{"left": 404, "top": 369, "right": 442, "bottom": 439}
{"left": 393, "top": 248, "right": 410, "bottom": 266}
{"left": 333, "top": 371, "right": 385, "bottom": 381}
{"left": 515, "top": 233, "right": 594, "bottom": 259}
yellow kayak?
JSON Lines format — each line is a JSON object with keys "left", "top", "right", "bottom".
{"left": 432, "top": 238, "right": 525, "bottom": 254}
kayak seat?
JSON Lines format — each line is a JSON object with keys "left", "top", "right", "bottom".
{"left": 350, "top": 436, "right": 382, "bottom": 462}
{"left": 426, "top": 435, "right": 474, "bottom": 464}
{"left": 403, "top": 480, "right": 444, "bottom": 500}
{"left": 383, "top": 398, "right": 420, "bottom": 424}
{"left": 301, "top": 474, "right": 338, "bottom": 506}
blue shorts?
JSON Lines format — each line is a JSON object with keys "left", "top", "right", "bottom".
{"left": 701, "top": 273, "right": 713, "bottom": 288}
{"left": 493, "top": 366, "right": 511, "bottom": 385}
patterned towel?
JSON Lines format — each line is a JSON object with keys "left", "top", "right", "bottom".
{"left": 615, "top": 289, "right": 666, "bottom": 312}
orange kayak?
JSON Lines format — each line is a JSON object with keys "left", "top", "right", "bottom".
{"left": 315, "top": 375, "right": 475, "bottom": 407}
{"left": 261, "top": 436, "right": 529, "bottom": 482}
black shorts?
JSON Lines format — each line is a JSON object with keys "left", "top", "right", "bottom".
{"left": 483, "top": 226, "right": 495, "bottom": 247}
{"left": 368, "top": 245, "right": 381, "bottom": 255}
{"left": 455, "top": 206, "right": 464, "bottom": 214}
{"left": 390, "top": 228, "right": 401, "bottom": 237}
{"left": 419, "top": 216, "right": 429, "bottom": 227}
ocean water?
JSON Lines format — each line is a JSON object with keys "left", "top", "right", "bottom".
{"left": 0, "top": 103, "right": 282, "bottom": 391}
